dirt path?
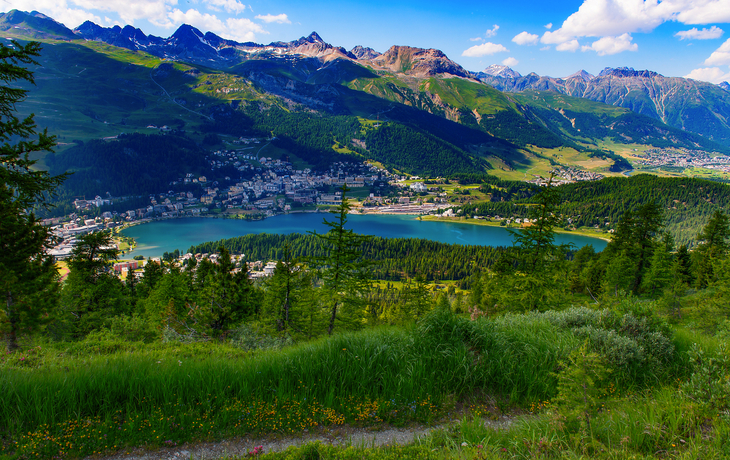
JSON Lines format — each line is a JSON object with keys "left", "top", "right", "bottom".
{"left": 97, "top": 416, "right": 514, "bottom": 460}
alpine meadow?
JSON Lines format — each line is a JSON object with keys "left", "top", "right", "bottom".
{"left": 7, "top": 6, "right": 730, "bottom": 460}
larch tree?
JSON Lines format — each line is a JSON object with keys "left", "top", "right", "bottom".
{"left": 308, "top": 185, "right": 372, "bottom": 335}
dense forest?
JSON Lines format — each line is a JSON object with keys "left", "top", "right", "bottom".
{"left": 190, "top": 233, "right": 507, "bottom": 283}
{"left": 479, "top": 108, "right": 567, "bottom": 149}
{"left": 46, "top": 132, "right": 210, "bottom": 197}
{"left": 458, "top": 174, "right": 730, "bottom": 247}
{"left": 363, "top": 123, "right": 486, "bottom": 176}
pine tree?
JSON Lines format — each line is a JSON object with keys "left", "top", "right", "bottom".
{"left": 693, "top": 210, "right": 730, "bottom": 288}
{"left": 641, "top": 240, "right": 674, "bottom": 297}
{"left": 61, "top": 231, "right": 129, "bottom": 337}
{"left": 1, "top": 41, "right": 67, "bottom": 352}
{"left": 497, "top": 176, "right": 571, "bottom": 311}
{"left": 195, "top": 247, "right": 257, "bottom": 335}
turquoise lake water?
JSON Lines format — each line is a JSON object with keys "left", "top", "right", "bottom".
{"left": 121, "top": 213, "right": 608, "bottom": 258}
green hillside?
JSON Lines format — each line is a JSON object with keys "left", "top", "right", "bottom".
{"left": 7, "top": 32, "right": 727, "bottom": 185}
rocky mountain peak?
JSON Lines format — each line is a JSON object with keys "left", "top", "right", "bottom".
{"left": 350, "top": 45, "right": 381, "bottom": 60}
{"left": 481, "top": 64, "right": 521, "bottom": 78}
{"left": 567, "top": 70, "right": 594, "bottom": 81}
{"left": 598, "top": 67, "right": 661, "bottom": 79}
{"left": 374, "top": 45, "right": 471, "bottom": 78}
{"left": 305, "top": 31, "right": 324, "bottom": 43}
{"left": 0, "top": 9, "right": 76, "bottom": 39}
{"left": 170, "top": 24, "right": 205, "bottom": 42}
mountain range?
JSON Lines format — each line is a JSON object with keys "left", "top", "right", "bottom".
{"left": 2, "top": 9, "right": 730, "bottom": 183}
{"left": 477, "top": 67, "right": 730, "bottom": 146}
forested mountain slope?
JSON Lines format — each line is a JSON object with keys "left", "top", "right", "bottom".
{"left": 5, "top": 8, "right": 726, "bottom": 184}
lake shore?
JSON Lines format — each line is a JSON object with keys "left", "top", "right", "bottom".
{"left": 420, "top": 215, "right": 612, "bottom": 242}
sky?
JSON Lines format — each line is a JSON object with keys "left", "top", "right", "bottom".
{"left": 8, "top": 0, "right": 730, "bottom": 83}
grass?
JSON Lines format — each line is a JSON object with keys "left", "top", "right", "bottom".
{"left": 0, "top": 306, "right": 685, "bottom": 459}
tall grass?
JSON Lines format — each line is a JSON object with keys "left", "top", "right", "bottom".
{"left": 0, "top": 307, "right": 679, "bottom": 458}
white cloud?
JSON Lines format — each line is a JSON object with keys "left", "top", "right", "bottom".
{"left": 206, "top": 0, "right": 246, "bottom": 14}
{"left": 461, "top": 42, "right": 508, "bottom": 57}
{"left": 502, "top": 57, "right": 519, "bottom": 66}
{"left": 7, "top": 0, "right": 281, "bottom": 42}
{"left": 541, "top": 0, "right": 668, "bottom": 46}
{"left": 6, "top": 0, "right": 104, "bottom": 28}
{"left": 469, "top": 37, "right": 483, "bottom": 42}
{"left": 485, "top": 24, "right": 499, "bottom": 38}
{"left": 705, "top": 38, "right": 730, "bottom": 65}
{"left": 168, "top": 8, "right": 226, "bottom": 31}
{"left": 166, "top": 8, "right": 266, "bottom": 41}
{"left": 63, "top": 0, "right": 176, "bottom": 27}
{"left": 539, "top": 0, "right": 730, "bottom": 50}
{"left": 556, "top": 40, "right": 580, "bottom": 52}
{"left": 675, "top": 26, "right": 724, "bottom": 40}
{"left": 582, "top": 33, "right": 638, "bottom": 55}
{"left": 226, "top": 17, "right": 267, "bottom": 41}
{"left": 255, "top": 13, "right": 290, "bottom": 24}
{"left": 675, "top": 0, "right": 730, "bottom": 24}
{"left": 684, "top": 67, "right": 730, "bottom": 83}
{"left": 545, "top": 23, "right": 553, "bottom": 29}
{"left": 512, "top": 31, "right": 539, "bottom": 45}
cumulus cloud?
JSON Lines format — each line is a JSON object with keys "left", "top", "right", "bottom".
{"left": 6, "top": 0, "right": 160, "bottom": 27}
{"left": 582, "top": 33, "right": 638, "bottom": 55}
{"left": 225, "top": 18, "right": 267, "bottom": 41}
{"left": 166, "top": 8, "right": 266, "bottom": 41}
{"left": 502, "top": 57, "right": 519, "bottom": 66}
{"left": 675, "top": 26, "right": 724, "bottom": 40}
{"left": 485, "top": 24, "right": 500, "bottom": 38}
{"left": 545, "top": 23, "right": 553, "bottom": 29}
{"left": 7, "top": 0, "right": 280, "bottom": 41}
{"left": 462, "top": 42, "right": 509, "bottom": 57}
{"left": 64, "top": 0, "right": 175, "bottom": 27}
{"left": 255, "top": 13, "right": 290, "bottom": 24}
{"left": 540, "top": 0, "right": 730, "bottom": 51}
{"left": 675, "top": 0, "right": 730, "bottom": 24}
{"left": 705, "top": 38, "right": 730, "bottom": 66}
{"left": 168, "top": 8, "right": 227, "bottom": 31}
{"left": 556, "top": 40, "right": 580, "bottom": 52}
{"left": 469, "top": 37, "right": 484, "bottom": 42}
{"left": 685, "top": 67, "right": 730, "bottom": 83}
{"left": 512, "top": 31, "right": 539, "bottom": 45}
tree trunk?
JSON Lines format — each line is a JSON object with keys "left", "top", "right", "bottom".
{"left": 328, "top": 301, "right": 338, "bottom": 335}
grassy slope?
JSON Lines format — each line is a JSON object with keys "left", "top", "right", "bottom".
{"left": 1, "top": 304, "right": 714, "bottom": 460}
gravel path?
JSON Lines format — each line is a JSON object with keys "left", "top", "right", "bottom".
{"left": 96, "top": 416, "right": 514, "bottom": 460}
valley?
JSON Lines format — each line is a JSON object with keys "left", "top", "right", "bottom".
{"left": 6, "top": 7, "right": 730, "bottom": 460}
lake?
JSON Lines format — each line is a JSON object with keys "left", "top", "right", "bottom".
{"left": 121, "top": 213, "right": 608, "bottom": 258}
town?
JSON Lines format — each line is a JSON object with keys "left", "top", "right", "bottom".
{"left": 44, "top": 138, "right": 622, "bottom": 264}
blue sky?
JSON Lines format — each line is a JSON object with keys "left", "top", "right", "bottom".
{"left": 8, "top": 0, "right": 730, "bottom": 83}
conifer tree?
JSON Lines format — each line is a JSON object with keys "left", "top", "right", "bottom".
{"left": 693, "top": 210, "right": 730, "bottom": 288}
{"left": 308, "top": 185, "right": 372, "bottom": 335}
{"left": 195, "top": 247, "right": 257, "bottom": 335}
{"left": 263, "top": 243, "right": 316, "bottom": 333}
{"left": 1, "top": 42, "right": 67, "bottom": 351}
{"left": 61, "top": 231, "right": 128, "bottom": 337}
{"left": 490, "top": 176, "right": 571, "bottom": 311}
